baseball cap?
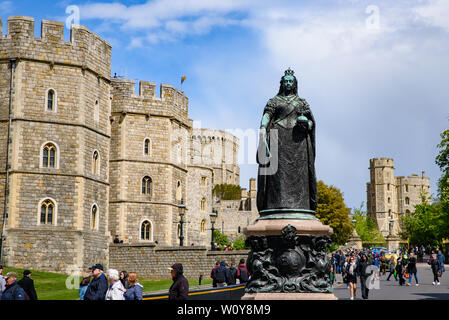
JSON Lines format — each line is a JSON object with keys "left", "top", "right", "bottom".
{"left": 90, "top": 263, "right": 104, "bottom": 271}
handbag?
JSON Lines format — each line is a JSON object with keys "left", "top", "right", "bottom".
{"left": 437, "top": 270, "right": 442, "bottom": 277}
{"left": 404, "top": 272, "right": 410, "bottom": 279}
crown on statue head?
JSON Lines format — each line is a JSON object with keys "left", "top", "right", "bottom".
{"left": 284, "top": 68, "right": 295, "bottom": 76}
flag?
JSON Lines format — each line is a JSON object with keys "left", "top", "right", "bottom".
{"left": 181, "top": 75, "right": 186, "bottom": 84}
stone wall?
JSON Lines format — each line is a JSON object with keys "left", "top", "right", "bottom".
{"left": 109, "top": 243, "right": 249, "bottom": 280}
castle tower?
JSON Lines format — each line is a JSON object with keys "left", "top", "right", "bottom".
{"left": 367, "top": 158, "right": 397, "bottom": 237}
{"left": 0, "top": 17, "right": 111, "bottom": 271}
{"left": 109, "top": 78, "right": 194, "bottom": 246}
{"left": 367, "top": 158, "right": 431, "bottom": 238}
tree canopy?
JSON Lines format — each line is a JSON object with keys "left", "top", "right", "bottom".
{"left": 212, "top": 184, "right": 242, "bottom": 200}
{"left": 352, "top": 202, "right": 385, "bottom": 243}
{"left": 316, "top": 180, "right": 353, "bottom": 245}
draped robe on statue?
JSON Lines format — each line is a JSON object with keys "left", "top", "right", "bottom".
{"left": 256, "top": 94, "right": 317, "bottom": 215}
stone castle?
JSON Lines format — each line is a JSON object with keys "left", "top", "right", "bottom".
{"left": 366, "top": 158, "right": 431, "bottom": 237}
{"left": 0, "top": 16, "right": 258, "bottom": 272}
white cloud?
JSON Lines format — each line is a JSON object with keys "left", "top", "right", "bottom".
{"left": 414, "top": 0, "right": 449, "bottom": 32}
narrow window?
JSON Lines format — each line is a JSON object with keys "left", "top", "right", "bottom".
{"left": 47, "top": 90, "right": 54, "bottom": 111}
{"left": 91, "top": 205, "right": 98, "bottom": 229}
{"left": 201, "top": 219, "right": 206, "bottom": 233}
{"left": 142, "top": 176, "right": 152, "bottom": 198}
{"left": 141, "top": 220, "right": 151, "bottom": 240}
{"left": 144, "top": 139, "right": 150, "bottom": 155}
{"left": 40, "top": 199, "right": 54, "bottom": 225}
{"left": 405, "top": 197, "right": 410, "bottom": 205}
{"left": 201, "top": 198, "right": 206, "bottom": 212}
{"left": 92, "top": 151, "right": 99, "bottom": 175}
{"left": 43, "top": 143, "right": 57, "bottom": 168}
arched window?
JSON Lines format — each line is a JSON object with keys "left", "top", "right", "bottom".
{"left": 92, "top": 150, "right": 99, "bottom": 175}
{"left": 238, "top": 226, "right": 241, "bottom": 233}
{"left": 388, "top": 197, "right": 391, "bottom": 204}
{"left": 91, "top": 204, "right": 99, "bottom": 230}
{"left": 405, "top": 197, "right": 410, "bottom": 205}
{"left": 46, "top": 89, "right": 57, "bottom": 112}
{"left": 140, "top": 220, "right": 152, "bottom": 241}
{"left": 144, "top": 138, "right": 151, "bottom": 156}
{"left": 201, "top": 198, "right": 206, "bottom": 212}
{"left": 142, "top": 176, "right": 152, "bottom": 198}
{"left": 40, "top": 199, "right": 55, "bottom": 225}
{"left": 200, "top": 219, "right": 206, "bottom": 234}
{"left": 406, "top": 209, "right": 411, "bottom": 215}
{"left": 42, "top": 143, "right": 57, "bottom": 168}
{"left": 405, "top": 185, "right": 409, "bottom": 192}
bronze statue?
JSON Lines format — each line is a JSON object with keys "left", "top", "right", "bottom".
{"left": 257, "top": 68, "right": 317, "bottom": 216}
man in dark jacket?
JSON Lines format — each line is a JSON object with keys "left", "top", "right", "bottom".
{"left": 168, "top": 263, "right": 189, "bottom": 300}
{"left": 214, "top": 261, "right": 230, "bottom": 287}
{"left": 357, "top": 254, "right": 372, "bottom": 300}
{"left": 228, "top": 263, "right": 237, "bottom": 285}
{"left": 1, "top": 272, "right": 25, "bottom": 300}
{"left": 83, "top": 264, "right": 108, "bottom": 300}
{"left": 18, "top": 270, "right": 38, "bottom": 300}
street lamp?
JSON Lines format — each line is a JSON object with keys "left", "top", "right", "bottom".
{"left": 178, "top": 198, "right": 186, "bottom": 246}
{"left": 210, "top": 209, "right": 218, "bottom": 251}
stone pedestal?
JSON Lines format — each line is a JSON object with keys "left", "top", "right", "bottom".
{"left": 241, "top": 213, "right": 337, "bottom": 300}
{"left": 346, "top": 229, "right": 363, "bottom": 250}
{"left": 386, "top": 235, "right": 400, "bottom": 252}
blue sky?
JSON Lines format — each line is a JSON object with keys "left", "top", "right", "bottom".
{"left": 2, "top": 0, "right": 449, "bottom": 210}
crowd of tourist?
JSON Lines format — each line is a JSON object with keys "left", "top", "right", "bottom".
{"left": 330, "top": 244, "right": 447, "bottom": 300}
{"left": 0, "top": 265, "right": 38, "bottom": 300}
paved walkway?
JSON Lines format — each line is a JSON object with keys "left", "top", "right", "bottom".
{"left": 333, "top": 263, "right": 449, "bottom": 300}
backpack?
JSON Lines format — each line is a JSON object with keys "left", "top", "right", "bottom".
{"left": 11, "top": 284, "right": 30, "bottom": 300}
{"left": 238, "top": 266, "right": 249, "bottom": 282}
{"left": 214, "top": 267, "right": 226, "bottom": 283}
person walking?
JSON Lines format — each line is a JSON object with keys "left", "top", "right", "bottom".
{"left": 17, "top": 270, "right": 38, "bottom": 300}
{"left": 105, "top": 269, "right": 125, "bottom": 300}
{"left": 0, "top": 265, "right": 6, "bottom": 300}
{"left": 345, "top": 256, "right": 357, "bottom": 300}
{"left": 168, "top": 263, "right": 189, "bottom": 300}
{"left": 213, "top": 261, "right": 230, "bottom": 287}
{"left": 386, "top": 258, "right": 397, "bottom": 281}
{"left": 437, "top": 250, "right": 445, "bottom": 274}
{"left": 124, "top": 272, "right": 143, "bottom": 300}
{"left": 210, "top": 262, "right": 220, "bottom": 288}
{"left": 228, "top": 263, "right": 237, "bottom": 285}
{"left": 396, "top": 254, "right": 406, "bottom": 286}
{"left": 83, "top": 264, "right": 108, "bottom": 300}
{"left": 406, "top": 253, "right": 419, "bottom": 286}
{"left": 1, "top": 272, "right": 25, "bottom": 300}
{"left": 236, "top": 259, "right": 250, "bottom": 284}
{"left": 119, "top": 271, "right": 129, "bottom": 290}
{"left": 430, "top": 254, "right": 441, "bottom": 286}
{"left": 357, "top": 254, "right": 371, "bottom": 300}
{"left": 79, "top": 271, "right": 91, "bottom": 300}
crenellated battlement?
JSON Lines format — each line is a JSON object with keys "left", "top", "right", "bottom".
{"left": 111, "top": 78, "right": 189, "bottom": 120}
{"left": 369, "top": 157, "right": 394, "bottom": 168}
{"left": 0, "top": 16, "right": 111, "bottom": 80}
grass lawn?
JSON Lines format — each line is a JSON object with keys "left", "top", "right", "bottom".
{"left": 1, "top": 267, "right": 212, "bottom": 300}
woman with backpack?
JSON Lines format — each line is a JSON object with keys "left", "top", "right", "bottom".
{"left": 236, "top": 259, "right": 250, "bottom": 284}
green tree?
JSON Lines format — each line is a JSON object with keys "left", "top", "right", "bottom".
{"left": 316, "top": 180, "right": 353, "bottom": 245}
{"left": 436, "top": 125, "right": 449, "bottom": 239}
{"left": 399, "top": 192, "right": 443, "bottom": 246}
{"left": 212, "top": 184, "right": 242, "bottom": 200}
{"left": 352, "top": 202, "right": 385, "bottom": 243}
{"left": 231, "top": 236, "right": 250, "bottom": 250}
{"left": 213, "top": 229, "right": 232, "bottom": 247}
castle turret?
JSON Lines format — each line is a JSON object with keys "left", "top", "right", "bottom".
{"left": 0, "top": 16, "right": 111, "bottom": 272}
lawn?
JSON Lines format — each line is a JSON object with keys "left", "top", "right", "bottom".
{"left": 1, "top": 267, "right": 212, "bottom": 300}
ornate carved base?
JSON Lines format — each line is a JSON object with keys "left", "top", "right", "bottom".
{"left": 243, "top": 220, "right": 337, "bottom": 299}
{"left": 242, "top": 292, "right": 338, "bottom": 300}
